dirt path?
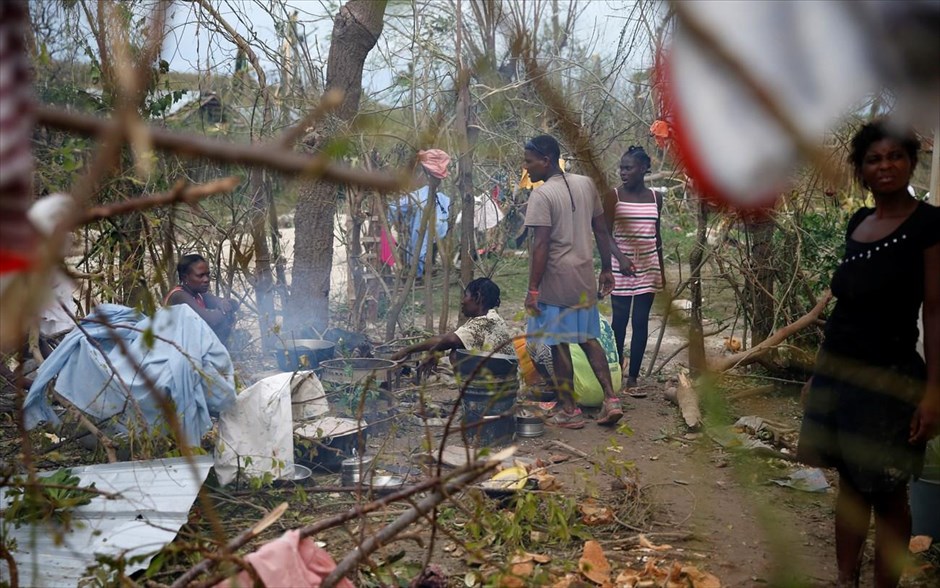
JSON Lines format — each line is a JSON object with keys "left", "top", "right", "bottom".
{"left": 368, "top": 303, "right": 842, "bottom": 587}
{"left": 491, "top": 307, "right": 838, "bottom": 587}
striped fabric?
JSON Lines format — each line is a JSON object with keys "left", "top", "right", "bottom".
{"left": 611, "top": 198, "right": 663, "bottom": 296}
{"left": 0, "top": 0, "right": 36, "bottom": 273}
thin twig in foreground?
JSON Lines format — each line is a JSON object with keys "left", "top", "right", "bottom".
{"left": 36, "top": 106, "right": 408, "bottom": 192}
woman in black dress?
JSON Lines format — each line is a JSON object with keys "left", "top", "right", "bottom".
{"left": 798, "top": 120, "right": 940, "bottom": 587}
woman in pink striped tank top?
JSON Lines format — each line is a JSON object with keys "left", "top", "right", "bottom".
{"left": 607, "top": 147, "right": 665, "bottom": 393}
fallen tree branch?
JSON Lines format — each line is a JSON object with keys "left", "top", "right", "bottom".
{"left": 36, "top": 106, "right": 406, "bottom": 192}
{"left": 320, "top": 464, "right": 503, "bottom": 588}
{"left": 79, "top": 177, "right": 241, "bottom": 223}
{"left": 676, "top": 373, "right": 701, "bottom": 430}
{"left": 176, "top": 448, "right": 514, "bottom": 588}
{"left": 726, "top": 384, "right": 776, "bottom": 401}
{"left": 709, "top": 293, "right": 831, "bottom": 373}
{"left": 652, "top": 324, "right": 728, "bottom": 376}
{"left": 51, "top": 391, "right": 118, "bottom": 463}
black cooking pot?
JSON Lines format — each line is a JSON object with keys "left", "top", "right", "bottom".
{"left": 294, "top": 418, "right": 369, "bottom": 472}
{"left": 274, "top": 339, "right": 335, "bottom": 371}
{"left": 454, "top": 349, "right": 518, "bottom": 381}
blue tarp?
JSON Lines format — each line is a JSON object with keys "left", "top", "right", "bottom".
{"left": 24, "top": 304, "right": 236, "bottom": 445}
{"left": 394, "top": 185, "right": 450, "bottom": 277}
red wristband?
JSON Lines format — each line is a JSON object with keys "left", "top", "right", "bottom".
{"left": 527, "top": 290, "right": 539, "bottom": 296}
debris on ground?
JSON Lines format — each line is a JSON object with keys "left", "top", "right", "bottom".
{"left": 553, "top": 540, "right": 721, "bottom": 587}
{"left": 0, "top": 456, "right": 214, "bottom": 587}
{"left": 580, "top": 498, "right": 615, "bottom": 526}
{"left": 578, "top": 540, "right": 612, "bottom": 585}
{"left": 771, "top": 467, "right": 830, "bottom": 493}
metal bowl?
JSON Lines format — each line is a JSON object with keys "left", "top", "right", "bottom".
{"left": 292, "top": 464, "right": 312, "bottom": 481}
{"left": 369, "top": 475, "right": 406, "bottom": 494}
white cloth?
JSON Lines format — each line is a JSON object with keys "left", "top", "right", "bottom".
{"left": 214, "top": 372, "right": 310, "bottom": 486}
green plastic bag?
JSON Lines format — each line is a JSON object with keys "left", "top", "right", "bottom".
{"left": 572, "top": 319, "right": 621, "bottom": 407}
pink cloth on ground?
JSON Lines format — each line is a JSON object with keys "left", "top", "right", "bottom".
{"left": 215, "top": 530, "right": 353, "bottom": 588}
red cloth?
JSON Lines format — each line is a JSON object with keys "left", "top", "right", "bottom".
{"left": 649, "top": 119, "right": 671, "bottom": 149}
{"left": 417, "top": 149, "right": 451, "bottom": 179}
{"left": 379, "top": 227, "right": 396, "bottom": 267}
{"left": 0, "top": 1, "right": 37, "bottom": 274}
{"left": 215, "top": 530, "right": 353, "bottom": 588}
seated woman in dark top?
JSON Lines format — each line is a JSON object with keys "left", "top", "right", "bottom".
{"left": 164, "top": 254, "right": 239, "bottom": 344}
{"left": 797, "top": 120, "right": 940, "bottom": 588}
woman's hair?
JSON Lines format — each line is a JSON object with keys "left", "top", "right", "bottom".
{"left": 622, "top": 145, "right": 652, "bottom": 172}
{"left": 466, "top": 277, "right": 501, "bottom": 309}
{"left": 849, "top": 120, "right": 920, "bottom": 185}
{"left": 526, "top": 135, "right": 561, "bottom": 161}
{"left": 177, "top": 254, "right": 206, "bottom": 282}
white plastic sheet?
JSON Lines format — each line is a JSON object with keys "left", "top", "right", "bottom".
{"left": 214, "top": 371, "right": 327, "bottom": 485}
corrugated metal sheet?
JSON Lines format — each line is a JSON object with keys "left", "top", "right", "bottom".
{"left": 1, "top": 456, "right": 213, "bottom": 587}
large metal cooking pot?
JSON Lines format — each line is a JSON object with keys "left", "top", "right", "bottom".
{"left": 274, "top": 339, "right": 335, "bottom": 371}
{"left": 318, "top": 358, "right": 398, "bottom": 387}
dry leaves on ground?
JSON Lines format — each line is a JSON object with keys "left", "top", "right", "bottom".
{"left": 579, "top": 498, "right": 615, "bottom": 526}
{"left": 638, "top": 534, "right": 673, "bottom": 551}
{"left": 615, "top": 560, "right": 721, "bottom": 588}
{"left": 557, "top": 541, "right": 721, "bottom": 588}
{"left": 579, "top": 540, "right": 612, "bottom": 585}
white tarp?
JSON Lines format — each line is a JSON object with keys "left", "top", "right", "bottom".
{"left": 1, "top": 456, "right": 213, "bottom": 587}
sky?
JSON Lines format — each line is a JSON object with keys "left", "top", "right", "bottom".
{"left": 159, "top": 0, "right": 654, "bottom": 93}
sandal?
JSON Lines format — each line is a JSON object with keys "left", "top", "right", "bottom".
{"left": 621, "top": 376, "right": 647, "bottom": 398}
{"left": 547, "top": 408, "right": 585, "bottom": 429}
{"left": 596, "top": 398, "right": 624, "bottom": 426}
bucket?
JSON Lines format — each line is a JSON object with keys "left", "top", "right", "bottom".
{"left": 911, "top": 479, "right": 940, "bottom": 538}
{"left": 341, "top": 454, "right": 376, "bottom": 486}
{"left": 911, "top": 437, "right": 940, "bottom": 538}
{"left": 461, "top": 378, "right": 517, "bottom": 448}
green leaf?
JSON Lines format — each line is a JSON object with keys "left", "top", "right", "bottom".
{"left": 142, "top": 327, "right": 156, "bottom": 349}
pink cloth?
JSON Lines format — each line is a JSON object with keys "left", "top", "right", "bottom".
{"left": 380, "top": 227, "right": 396, "bottom": 267}
{"left": 215, "top": 530, "right": 353, "bottom": 588}
{"left": 417, "top": 149, "right": 451, "bottom": 179}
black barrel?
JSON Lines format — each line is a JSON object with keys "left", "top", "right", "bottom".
{"left": 461, "top": 377, "right": 517, "bottom": 447}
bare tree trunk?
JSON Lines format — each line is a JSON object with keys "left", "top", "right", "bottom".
{"left": 118, "top": 210, "right": 149, "bottom": 310}
{"left": 456, "top": 1, "right": 475, "bottom": 293}
{"left": 249, "top": 169, "right": 277, "bottom": 350}
{"left": 746, "top": 216, "right": 775, "bottom": 346}
{"left": 289, "top": 0, "right": 387, "bottom": 334}
{"left": 688, "top": 198, "right": 708, "bottom": 376}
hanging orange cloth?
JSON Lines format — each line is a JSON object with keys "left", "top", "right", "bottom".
{"left": 649, "top": 119, "right": 671, "bottom": 149}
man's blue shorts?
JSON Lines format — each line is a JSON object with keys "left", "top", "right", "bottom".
{"left": 526, "top": 303, "right": 600, "bottom": 346}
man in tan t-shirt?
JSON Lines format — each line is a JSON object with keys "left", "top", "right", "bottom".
{"left": 523, "top": 134, "right": 622, "bottom": 429}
